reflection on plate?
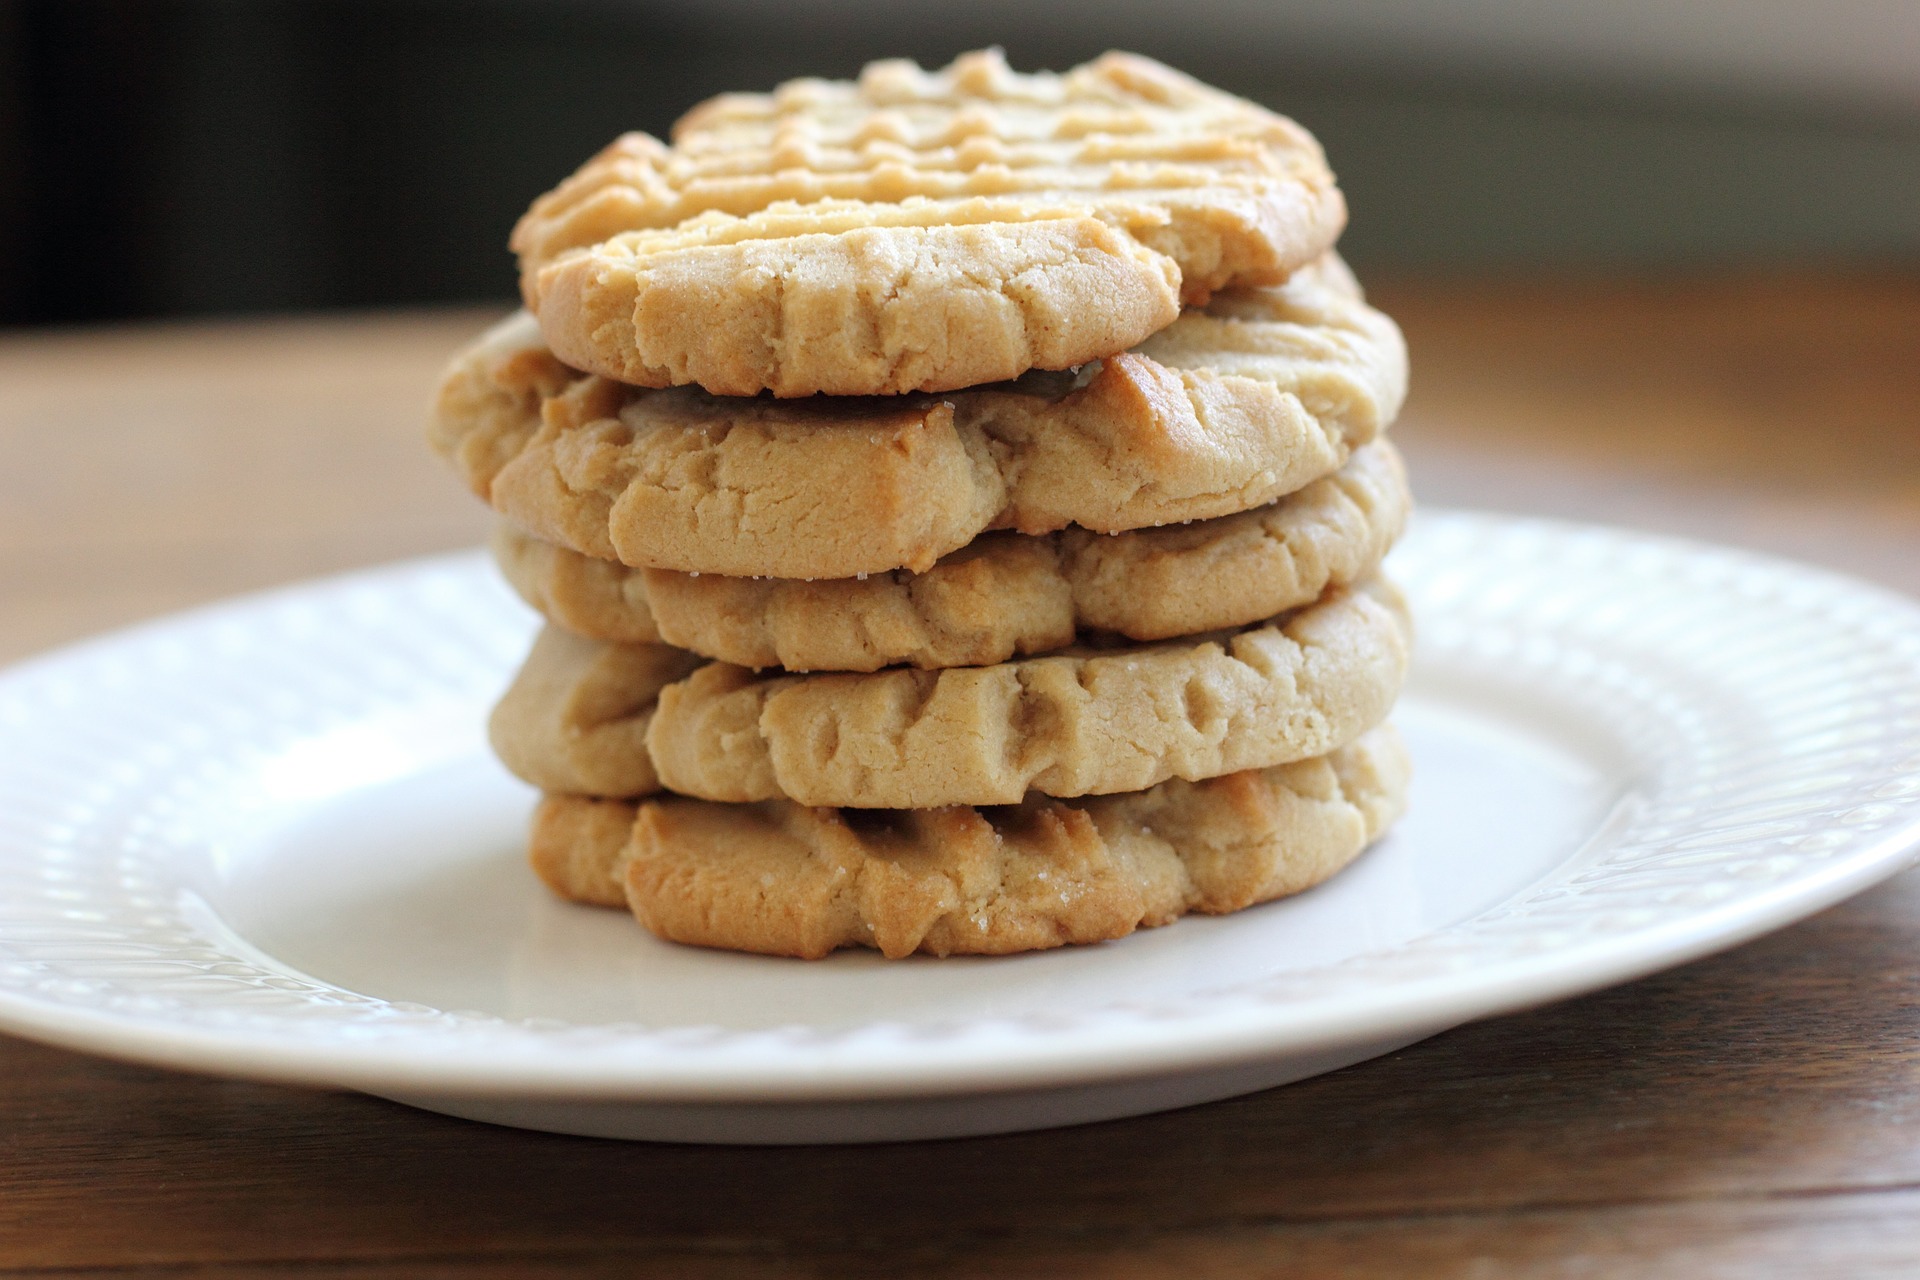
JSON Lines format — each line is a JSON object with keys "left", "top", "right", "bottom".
{"left": 0, "top": 511, "right": 1916, "bottom": 1143}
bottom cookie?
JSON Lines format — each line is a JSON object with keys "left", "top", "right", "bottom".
{"left": 530, "top": 724, "right": 1408, "bottom": 959}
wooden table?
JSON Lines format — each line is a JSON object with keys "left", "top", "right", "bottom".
{"left": 2, "top": 273, "right": 1918, "bottom": 1276}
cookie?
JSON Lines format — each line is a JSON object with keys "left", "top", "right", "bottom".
{"left": 432, "top": 256, "right": 1405, "bottom": 580}
{"left": 492, "top": 524, "right": 664, "bottom": 646}
{"left": 494, "top": 439, "right": 1408, "bottom": 670}
{"left": 531, "top": 204, "right": 1181, "bottom": 400}
{"left": 494, "top": 576, "right": 1408, "bottom": 808}
{"left": 531, "top": 724, "right": 1408, "bottom": 958}
{"left": 512, "top": 50, "right": 1346, "bottom": 396}
{"left": 425, "top": 324, "right": 575, "bottom": 503}
{"left": 647, "top": 577, "right": 1408, "bottom": 808}
{"left": 489, "top": 626, "right": 700, "bottom": 797}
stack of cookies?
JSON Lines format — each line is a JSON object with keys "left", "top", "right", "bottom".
{"left": 428, "top": 50, "right": 1414, "bottom": 959}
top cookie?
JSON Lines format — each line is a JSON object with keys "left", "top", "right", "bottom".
{"left": 512, "top": 50, "right": 1346, "bottom": 396}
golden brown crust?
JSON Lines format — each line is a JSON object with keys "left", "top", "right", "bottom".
{"left": 533, "top": 211, "right": 1184, "bottom": 397}
{"left": 1061, "top": 439, "right": 1409, "bottom": 641}
{"left": 528, "top": 793, "right": 640, "bottom": 908}
{"left": 529, "top": 724, "right": 1409, "bottom": 958}
{"left": 491, "top": 525, "right": 664, "bottom": 646}
{"left": 512, "top": 50, "right": 1345, "bottom": 395}
{"left": 488, "top": 627, "right": 701, "bottom": 797}
{"left": 493, "top": 440, "right": 1409, "bottom": 671}
{"left": 630, "top": 577, "right": 1411, "bottom": 808}
{"left": 424, "top": 314, "right": 579, "bottom": 499}
{"left": 430, "top": 257, "right": 1406, "bottom": 580}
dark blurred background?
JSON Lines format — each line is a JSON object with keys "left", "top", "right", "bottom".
{"left": 4, "top": 0, "right": 1917, "bottom": 326}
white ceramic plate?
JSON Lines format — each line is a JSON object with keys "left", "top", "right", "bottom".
{"left": 1, "top": 511, "right": 1917, "bottom": 1144}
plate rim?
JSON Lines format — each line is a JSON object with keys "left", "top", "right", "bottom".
{"left": 0, "top": 828, "right": 1914, "bottom": 1102}
{"left": 0, "top": 510, "right": 1917, "bottom": 1103}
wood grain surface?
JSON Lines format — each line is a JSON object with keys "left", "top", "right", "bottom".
{"left": 1, "top": 271, "right": 1917, "bottom": 1277}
